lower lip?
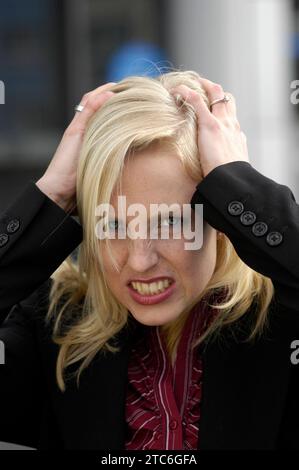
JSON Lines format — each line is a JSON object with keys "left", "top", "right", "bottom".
{"left": 127, "top": 282, "right": 176, "bottom": 305}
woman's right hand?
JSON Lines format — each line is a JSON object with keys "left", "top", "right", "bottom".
{"left": 36, "top": 82, "right": 116, "bottom": 214}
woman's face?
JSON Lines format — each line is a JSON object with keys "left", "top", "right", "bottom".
{"left": 101, "top": 143, "right": 217, "bottom": 327}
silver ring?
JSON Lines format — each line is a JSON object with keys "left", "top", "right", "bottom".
{"left": 74, "top": 104, "right": 85, "bottom": 113}
{"left": 210, "top": 94, "right": 230, "bottom": 109}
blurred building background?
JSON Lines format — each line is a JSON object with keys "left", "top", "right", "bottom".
{"left": 0, "top": 0, "right": 298, "bottom": 212}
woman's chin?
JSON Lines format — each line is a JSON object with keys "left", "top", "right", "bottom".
{"left": 129, "top": 310, "right": 183, "bottom": 327}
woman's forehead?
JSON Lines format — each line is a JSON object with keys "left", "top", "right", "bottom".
{"left": 111, "top": 147, "right": 196, "bottom": 206}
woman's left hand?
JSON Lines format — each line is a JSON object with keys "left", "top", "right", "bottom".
{"left": 169, "top": 77, "right": 250, "bottom": 179}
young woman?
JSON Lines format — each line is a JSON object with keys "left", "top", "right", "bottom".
{"left": 0, "top": 71, "right": 298, "bottom": 450}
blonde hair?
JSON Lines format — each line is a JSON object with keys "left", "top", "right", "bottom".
{"left": 46, "top": 70, "right": 274, "bottom": 392}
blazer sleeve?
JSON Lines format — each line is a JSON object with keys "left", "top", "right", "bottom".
{"left": 0, "top": 180, "right": 83, "bottom": 447}
{"left": 0, "top": 179, "right": 83, "bottom": 320}
{"left": 190, "top": 161, "right": 299, "bottom": 312}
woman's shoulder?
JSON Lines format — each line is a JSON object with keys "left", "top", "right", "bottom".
{"left": 7, "top": 278, "right": 55, "bottom": 332}
{"left": 24, "top": 277, "right": 53, "bottom": 311}
{"left": 13, "top": 276, "right": 73, "bottom": 329}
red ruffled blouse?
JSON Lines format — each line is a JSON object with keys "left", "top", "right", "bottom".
{"left": 125, "top": 294, "right": 220, "bottom": 450}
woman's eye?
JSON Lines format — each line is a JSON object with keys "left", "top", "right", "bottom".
{"left": 161, "top": 216, "right": 182, "bottom": 227}
{"left": 108, "top": 220, "right": 124, "bottom": 231}
{"left": 108, "top": 220, "right": 118, "bottom": 230}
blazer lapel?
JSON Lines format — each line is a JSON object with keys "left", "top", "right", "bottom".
{"left": 198, "top": 300, "right": 292, "bottom": 450}
{"left": 45, "top": 322, "right": 135, "bottom": 450}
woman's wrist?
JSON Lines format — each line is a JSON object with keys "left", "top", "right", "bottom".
{"left": 35, "top": 177, "right": 76, "bottom": 213}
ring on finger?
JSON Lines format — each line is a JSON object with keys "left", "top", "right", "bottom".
{"left": 210, "top": 94, "right": 231, "bottom": 110}
{"left": 74, "top": 103, "right": 85, "bottom": 113}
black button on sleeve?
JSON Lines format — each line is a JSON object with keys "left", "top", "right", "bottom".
{"left": 227, "top": 201, "right": 244, "bottom": 216}
{"left": 266, "top": 231, "right": 283, "bottom": 246}
{"left": 252, "top": 221, "right": 268, "bottom": 237}
{"left": 240, "top": 211, "right": 256, "bottom": 226}
{"left": 0, "top": 233, "right": 9, "bottom": 247}
{"left": 6, "top": 218, "right": 20, "bottom": 234}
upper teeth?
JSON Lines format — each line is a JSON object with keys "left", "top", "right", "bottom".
{"left": 131, "top": 279, "right": 171, "bottom": 295}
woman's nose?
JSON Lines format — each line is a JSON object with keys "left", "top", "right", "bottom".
{"left": 126, "top": 238, "right": 159, "bottom": 272}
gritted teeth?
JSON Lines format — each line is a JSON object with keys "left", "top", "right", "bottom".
{"left": 130, "top": 279, "right": 173, "bottom": 295}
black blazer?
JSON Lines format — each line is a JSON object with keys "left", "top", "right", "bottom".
{"left": 0, "top": 161, "right": 299, "bottom": 450}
